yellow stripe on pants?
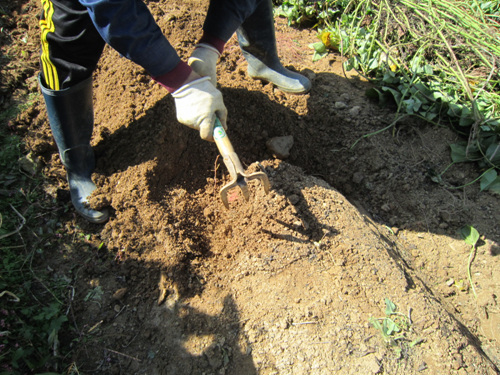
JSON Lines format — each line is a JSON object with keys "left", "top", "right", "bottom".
{"left": 39, "top": 0, "right": 59, "bottom": 90}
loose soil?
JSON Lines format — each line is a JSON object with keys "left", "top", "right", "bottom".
{"left": 3, "top": 0, "right": 500, "bottom": 374}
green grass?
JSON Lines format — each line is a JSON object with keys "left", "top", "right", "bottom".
{"left": 0, "top": 93, "right": 38, "bottom": 126}
{"left": 0, "top": 114, "right": 70, "bottom": 374}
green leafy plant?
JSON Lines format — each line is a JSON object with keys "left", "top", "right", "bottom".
{"left": 84, "top": 286, "right": 104, "bottom": 307}
{"left": 369, "top": 298, "right": 421, "bottom": 358}
{"left": 276, "top": 0, "right": 500, "bottom": 188}
{"left": 275, "top": 0, "right": 344, "bottom": 27}
{"left": 346, "top": 0, "right": 500, "bottom": 182}
{"left": 309, "top": 28, "right": 345, "bottom": 61}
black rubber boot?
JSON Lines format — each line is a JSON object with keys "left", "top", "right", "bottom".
{"left": 39, "top": 75, "right": 109, "bottom": 223}
{"left": 237, "top": 0, "right": 311, "bottom": 94}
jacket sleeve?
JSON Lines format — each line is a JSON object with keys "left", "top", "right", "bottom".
{"left": 79, "top": 0, "right": 180, "bottom": 77}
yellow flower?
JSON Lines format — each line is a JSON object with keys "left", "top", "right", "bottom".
{"left": 320, "top": 31, "right": 332, "bottom": 48}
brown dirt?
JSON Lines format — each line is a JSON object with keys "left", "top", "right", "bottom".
{"left": 5, "top": 0, "right": 500, "bottom": 374}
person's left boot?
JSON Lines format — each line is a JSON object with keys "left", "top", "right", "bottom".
{"left": 237, "top": 0, "right": 311, "bottom": 94}
{"left": 39, "top": 75, "right": 109, "bottom": 223}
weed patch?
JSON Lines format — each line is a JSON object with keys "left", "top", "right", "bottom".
{"left": 369, "top": 298, "right": 422, "bottom": 359}
{"left": 0, "top": 126, "right": 70, "bottom": 374}
{"left": 276, "top": 0, "right": 500, "bottom": 192}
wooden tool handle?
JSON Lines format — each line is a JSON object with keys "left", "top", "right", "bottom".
{"left": 213, "top": 117, "right": 235, "bottom": 156}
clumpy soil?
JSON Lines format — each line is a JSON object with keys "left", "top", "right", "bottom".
{"left": 5, "top": 0, "right": 500, "bottom": 373}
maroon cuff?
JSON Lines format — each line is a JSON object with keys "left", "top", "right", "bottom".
{"left": 199, "top": 32, "right": 226, "bottom": 55}
{"left": 153, "top": 61, "right": 192, "bottom": 93}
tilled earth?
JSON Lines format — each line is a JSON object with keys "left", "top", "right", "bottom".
{"left": 4, "top": 0, "right": 500, "bottom": 374}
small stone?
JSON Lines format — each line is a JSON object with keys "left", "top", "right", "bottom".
{"left": 266, "top": 135, "right": 294, "bottom": 159}
{"left": 452, "top": 353, "right": 464, "bottom": 370}
{"left": 113, "top": 304, "right": 121, "bottom": 313}
{"left": 18, "top": 153, "right": 41, "bottom": 175}
{"left": 340, "top": 93, "right": 350, "bottom": 102}
{"left": 137, "top": 307, "right": 146, "bottom": 320}
{"left": 334, "top": 101, "right": 348, "bottom": 109}
{"left": 446, "top": 278, "right": 455, "bottom": 287}
{"left": 417, "top": 362, "right": 428, "bottom": 372}
{"left": 349, "top": 106, "right": 361, "bottom": 117}
{"left": 203, "top": 207, "right": 214, "bottom": 219}
{"left": 288, "top": 194, "right": 300, "bottom": 205}
{"left": 279, "top": 317, "right": 290, "bottom": 329}
{"left": 112, "top": 288, "right": 128, "bottom": 300}
{"left": 381, "top": 203, "right": 391, "bottom": 212}
{"left": 352, "top": 172, "right": 364, "bottom": 184}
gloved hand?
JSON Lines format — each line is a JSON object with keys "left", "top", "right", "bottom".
{"left": 172, "top": 76, "right": 227, "bottom": 141}
{"left": 188, "top": 44, "right": 220, "bottom": 85}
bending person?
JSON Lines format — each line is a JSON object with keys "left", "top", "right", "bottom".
{"left": 38, "top": 0, "right": 311, "bottom": 224}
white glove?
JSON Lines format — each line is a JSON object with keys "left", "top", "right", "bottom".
{"left": 172, "top": 76, "right": 227, "bottom": 141}
{"left": 188, "top": 43, "right": 220, "bottom": 85}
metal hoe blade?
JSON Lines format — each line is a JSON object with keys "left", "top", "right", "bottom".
{"left": 213, "top": 118, "right": 270, "bottom": 208}
{"left": 219, "top": 165, "right": 270, "bottom": 209}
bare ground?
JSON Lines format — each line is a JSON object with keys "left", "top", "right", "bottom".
{"left": 3, "top": 0, "right": 500, "bottom": 374}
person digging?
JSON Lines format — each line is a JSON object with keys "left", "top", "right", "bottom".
{"left": 38, "top": 0, "right": 311, "bottom": 224}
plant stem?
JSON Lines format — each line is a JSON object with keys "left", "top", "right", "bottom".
{"left": 467, "top": 245, "right": 477, "bottom": 298}
{"left": 350, "top": 115, "right": 409, "bottom": 149}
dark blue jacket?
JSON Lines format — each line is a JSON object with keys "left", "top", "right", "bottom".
{"left": 80, "top": 0, "right": 180, "bottom": 77}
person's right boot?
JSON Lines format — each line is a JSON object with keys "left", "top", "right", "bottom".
{"left": 39, "top": 75, "right": 109, "bottom": 223}
{"left": 237, "top": 0, "right": 311, "bottom": 94}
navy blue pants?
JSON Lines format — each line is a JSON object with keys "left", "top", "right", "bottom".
{"left": 39, "top": 0, "right": 265, "bottom": 90}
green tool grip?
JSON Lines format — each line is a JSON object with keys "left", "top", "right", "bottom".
{"left": 213, "top": 117, "right": 227, "bottom": 141}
